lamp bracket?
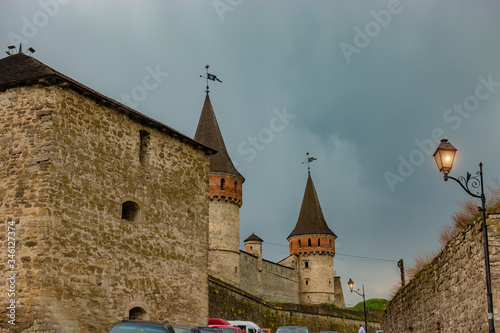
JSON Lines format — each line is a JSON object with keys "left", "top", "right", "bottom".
{"left": 351, "top": 289, "right": 364, "bottom": 297}
{"left": 446, "top": 170, "right": 482, "bottom": 199}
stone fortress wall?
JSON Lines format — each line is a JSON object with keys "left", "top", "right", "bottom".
{"left": 0, "top": 84, "right": 212, "bottom": 331}
{"left": 383, "top": 210, "right": 500, "bottom": 332}
{"left": 239, "top": 251, "right": 300, "bottom": 304}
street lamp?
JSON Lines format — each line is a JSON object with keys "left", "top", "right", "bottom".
{"left": 348, "top": 278, "right": 368, "bottom": 332}
{"left": 433, "top": 138, "right": 495, "bottom": 333}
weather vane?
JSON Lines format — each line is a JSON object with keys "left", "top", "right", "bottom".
{"left": 199, "top": 65, "right": 222, "bottom": 94}
{"left": 302, "top": 152, "right": 317, "bottom": 174}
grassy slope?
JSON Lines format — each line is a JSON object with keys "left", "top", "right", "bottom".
{"left": 351, "top": 298, "right": 387, "bottom": 311}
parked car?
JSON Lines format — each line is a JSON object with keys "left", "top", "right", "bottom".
{"left": 196, "top": 327, "right": 224, "bottom": 333}
{"left": 108, "top": 318, "right": 174, "bottom": 333}
{"left": 228, "top": 320, "right": 263, "bottom": 333}
{"left": 171, "top": 325, "right": 198, "bottom": 333}
{"left": 209, "top": 318, "right": 232, "bottom": 327}
{"left": 275, "top": 326, "right": 310, "bottom": 333}
{"left": 212, "top": 325, "right": 244, "bottom": 333}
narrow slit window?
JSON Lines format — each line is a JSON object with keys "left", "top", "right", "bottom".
{"left": 234, "top": 181, "right": 237, "bottom": 194}
{"left": 221, "top": 178, "right": 225, "bottom": 191}
{"left": 318, "top": 238, "right": 320, "bottom": 246}
{"left": 139, "top": 130, "right": 150, "bottom": 164}
{"left": 308, "top": 238, "right": 311, "bottom": 247}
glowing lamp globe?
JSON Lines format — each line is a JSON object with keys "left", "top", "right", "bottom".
{"left": 348, "top": 278, "right": 354, "bottom": 291}
{"left": 433, "top": 139, "right": 457, "bottom": 175}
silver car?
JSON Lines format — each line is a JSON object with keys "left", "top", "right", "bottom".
{"left": 275, "top": 326, "right": 310, "bottom": 333}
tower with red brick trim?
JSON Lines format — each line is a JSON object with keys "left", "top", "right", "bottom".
{"left": 287, "top": 173, "right": 337, "bottom": 304}
{"left": 195, "top": 93, "right": 244, "bottom": 286}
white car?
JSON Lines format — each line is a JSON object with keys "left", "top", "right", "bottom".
{"left": 227, "top": 321, "right": 263, "bottom": 333}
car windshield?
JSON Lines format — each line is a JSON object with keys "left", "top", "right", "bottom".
{"left": 171, "top": 327, "right": 191, "bottom": 333}
{"left": 199, "top": 329, "right": 218, "bottom": 333}
{"left": 217, "top": 328, "right": 236, "bottom": 333}
{"left": 109, "top": 323, "right": 167, "bottom": 333}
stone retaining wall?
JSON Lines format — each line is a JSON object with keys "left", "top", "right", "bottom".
{"left": 383, "top": 210, "right": 500, "bottom": 332}
{"left": 209, "top": 276, "right": 382, "bottom": 333}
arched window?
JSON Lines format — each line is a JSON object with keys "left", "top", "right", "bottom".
{"left": 308, "top": 238, "right": 311, "bottom": 247}
{"left": 122, "top": 201, "right": 140, "bottom": 222}
{"left": 221, "top": 178, "right": 225, "bottom": 191}
{"left": 318, "top": 238, "right": 320, "bottom": 246}
{"left": 129, "top": 307, "right": 147, "bottom": 320}
{"left": 298, "top": 240, "right": 301, "bottom": 248}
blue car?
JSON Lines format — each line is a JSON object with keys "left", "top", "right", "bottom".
{"left": 108, "top": 318, "right": 175, "bottom": 333}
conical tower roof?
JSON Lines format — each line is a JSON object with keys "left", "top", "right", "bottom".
{"left": 244, "top": 233, "right": 263, "bottom": 243}
{"left": 194, "top": 94, "right": 244, "bottom": 181}
{"left": 288, "top": 174, "right": 335, "bottom": 239}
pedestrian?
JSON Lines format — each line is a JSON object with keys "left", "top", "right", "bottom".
{"left": 358, "top": 324, "right": 366, "bottom": 333}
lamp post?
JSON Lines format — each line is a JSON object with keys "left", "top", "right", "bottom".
{"left": 348, "top": 278, "right": 367, "bottom": 332}
{"left": 433, "top": 138, "right": 495, "bottom": 333}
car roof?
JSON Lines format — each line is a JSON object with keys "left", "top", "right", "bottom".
{"left": 109, "top": 321, "right": 171, "bottom": 333}
{"left": 197, "top": 328, "right": 221, "bottom": 331}
{"left": 116, "top": 320, "right": 166, "bottom": 326}
{"left": 209, "top": 318, "right": 231, "bottom": 323}
{"left": 228, "top": 321, "right": 260, "bottom": 328}
{"left": 276, "top": 327, "right": 309, "bottom": 330}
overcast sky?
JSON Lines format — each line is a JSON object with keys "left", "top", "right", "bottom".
{"left": 2, "top": 0, "right": 500, "bottom": 307}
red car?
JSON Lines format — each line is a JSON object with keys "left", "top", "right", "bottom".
{"left": 208, "top": 319, "right": 231, "bottom": 327}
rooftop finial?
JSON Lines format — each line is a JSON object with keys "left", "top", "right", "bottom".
{"left": 199, "top": 65, "right": 222, "bottom": 94}
{"left": 302, "top": 152, "right": 317, "bottom": 175}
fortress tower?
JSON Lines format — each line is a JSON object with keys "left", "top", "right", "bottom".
{"left": 194, "top": 93, "right": 244, "bottom": 285}
{"left": 287, "top": 174, "right": 337, "bottom": 305}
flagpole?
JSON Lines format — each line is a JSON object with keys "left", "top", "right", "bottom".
{"left": 205, "top": 65, "right": 210, "bottom": 94}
